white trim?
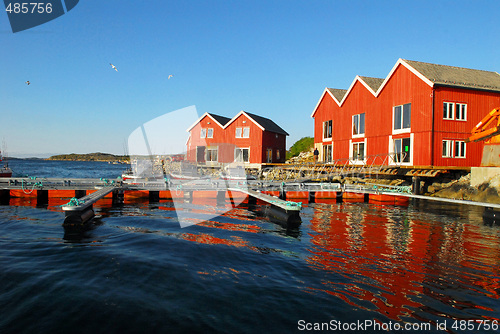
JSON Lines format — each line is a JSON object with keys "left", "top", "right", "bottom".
{"left": 389, "top": 134, "right": 413, "bottom": 166}
{"left": 442, "top": 139, "right": 453, "bottom": 158}
{"left": 311, "top": 58, "right": 436, "bottom": 115}
{"left": 311, "top": 88, "right": 343, "bottom": 118}
{"left": 186, "top": 112, "right": 227, "bottom": 133}
{"left": 234, "top": 147, "right": 250, "bottom": 163}
{"left": 352, "top": 113, "right": 365, "bottom": 138}
{"left": 350, "top": 138, "right": 367, "bottom": 165}
{"left": 455, "top": 140, "right": 467, "bottom": 158}
{"left": 392, "top": 104, "right": 411, "bottom": 135}
{"left": 357, "top": 76, "right": 378, "bottom": 96}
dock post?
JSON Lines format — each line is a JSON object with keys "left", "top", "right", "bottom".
{"left": 279, "top": 182, "right": 286, "bottom": 200}
{"left": 248, "top": 195, "right": 257, "bottom": 205}
{"left": 216, "top": 191, "right": 226, "bottom": 204}
{"left": 75, "top": 190, "right": 86, "bottom": 198}
{"left": 309, "top": 191, "right": 315, "bottom": 203}
{"left": 37, "top": 190, "right": 48, "bottom": 206}
{"left": 0, "top": 189, "right": 10, "bottom": 204}
{"left": 412, "top": 176, "right": 421, "bottom": 195}
{"left": 112, "top": 189, "right": 124, "bottom": 204}
{"left": 149, "top": 191, "right": 160, "bottom": 203}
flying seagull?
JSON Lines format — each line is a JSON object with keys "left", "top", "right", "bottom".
{"left": 168, "top": 74, "right": 173, "bottom": 79}
{"left": 110, "top": 63, "right": 118, "bottom": 72}
{"left": 25, "top": 81, "right": 30, "bottom": 85}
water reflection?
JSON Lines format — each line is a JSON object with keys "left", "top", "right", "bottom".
{"left": 307, "top": 202, "right": 500, "bottom": 323}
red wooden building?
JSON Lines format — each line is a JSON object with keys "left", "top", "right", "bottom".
{"left": 186, "top": 111, "right": 288, "bottom": 165}
{"left": 311, "top": 59, "right": 500, "bottom": 167}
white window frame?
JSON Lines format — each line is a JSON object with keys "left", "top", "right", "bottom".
{"left": 454, "top": 140, "right": 466, "bottom": 158}
{"left": 442, "top": 140, "right": 453, "bottom": 158}
{"left": 322, "top": 144, "right": 333, "bottom": 163}
{"left": 352, "top": 113, "right": 365, "bottom": 138}
{"left": 206, "top": 147, "right": 218, "bottom": 162}
{"left": 349, "top": 139, "right": 367, "bottom": 165}
{"left": 455, "top": 103, "right": 467, "bottom": 121}
{"left": 388, "top": 134, "right": 413, "bottom": 166}
{"left": 235, "top": 147, "right": 250, "bottom": 162}
{"left": 236, "top": 127, "right": 250, "bottom": 138}
{"left": 207, "top": 128, "right": 213, "bottom": 138}
{"left": 200, "top": 128, "right": 207, "bottom": 138}
{"left": 323, "top": 120, "right": 332, "bottom": 141}
{"left": 443, "top": 102, "right": 455, "bottom": 120}
{"left": 393, "top": 103, "right": 411, "bottom": 134}
{"left": 443, "top": 102, "right": 467, "bottom": 121}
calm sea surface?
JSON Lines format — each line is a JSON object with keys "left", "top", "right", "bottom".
{"left": 1, "top": 159, "right": 499, "bottom": 333}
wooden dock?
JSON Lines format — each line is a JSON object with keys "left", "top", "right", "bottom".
{"left": 228, "top": 187, "right": 302, "bottom": 225}
{"left": 62, "top": 186, "right": 117, "bottom": 225}
{"left": 2, "top": 176, "right": 500, "bottom": 226}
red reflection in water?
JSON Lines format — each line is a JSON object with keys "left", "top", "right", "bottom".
{"left": 307, "top": 203, "right": 500, "bottom": 322}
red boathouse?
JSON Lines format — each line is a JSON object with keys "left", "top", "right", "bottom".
{"left": 186, "top": 111, "right": 288, "bottom": 165}
{"left": 311, "top": 59, "right": 500, "bottom": 167}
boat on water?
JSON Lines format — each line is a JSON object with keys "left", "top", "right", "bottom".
{"left": 0, "top": 150, "right": 12, "bottom": 178}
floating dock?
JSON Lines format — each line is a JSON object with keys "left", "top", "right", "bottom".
{"left": 2, "top": 176, "right": 500, "bottom": 225}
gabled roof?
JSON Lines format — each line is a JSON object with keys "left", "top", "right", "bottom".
{"left": 208, "top": 113, "right": 231, "bottom": 127}
{"left": 359, "top": 76, "right": 385, "bottom": 92}
{"left": 326, "top": 88, "right": 348, "bottom": 103}
{"left": 311, "top": 58, "right": 500, "bottom": 118}
{"left": 186, "top": 112, "right": 230, "bottom": 132}
{"left": 225, "top": 111, "right": 289, "bottom": 136}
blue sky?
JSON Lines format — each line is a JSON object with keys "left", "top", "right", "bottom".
{"left": 1, "top": 0, "right": 499, "bottom": 157}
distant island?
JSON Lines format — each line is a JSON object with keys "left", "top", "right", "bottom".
{"left": 47, "top": 152, "right": 130, "bottom": 162}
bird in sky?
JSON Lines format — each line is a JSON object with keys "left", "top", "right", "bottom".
{"left": 110, "top": 63, "right": 118, "bottom": 72}
{"left": 168, "top": 74, "right": 173, "bottom": 79}
{"left": 25, "top": 81, "right": 30, "bottom": 85}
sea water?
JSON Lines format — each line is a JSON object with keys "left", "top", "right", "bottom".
{"left": 0, "top": 159, "right": 499, "bottom": 333}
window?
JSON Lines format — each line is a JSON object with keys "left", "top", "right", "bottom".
{"left": 443, "top": 102, "right": 454, "bottom": 120}
{"left": 206, "top": 147, "right": 218, "bottom": 162}
{"left": 236, "top": 127, "right": 250, "bottom": 138}
{"left": 394, "top": 103, "right": 411, "bottom": 132}
{"left": 323, "top": 144, "right": 332, "bottom": 162}
{"left": 323, "top": 120, "right": 332, "bottom": 140}
{"left": 443, "top": 102, "right": 467, "bottom": 121}
{"left": 352, "top": 113, "right": 365, "bottom": 136}
{"left": 442, "top": 140, "right": 453, "bottom": 158}
{"left": 276, "top": 149, "right": 280, "bottom": 160}
{"left": 352, "top": 142, "right": 365, "bottom": 161}
{"left": 207, "top": 128, "right": 213, "bottom": 138}
{"left": 456, "top": 103, "right": 467, "bottom": 121}
{"left": 394, "top": 138, "right": 411, "bottom": 163}
{"left": 455, "top": 141, "right": 466, "bottom": 158}
{"left": 235, "top": 148, "right": 249, "bottom": 162}
{"left": 200, "top": 128, "right": 207, "bottom": 138}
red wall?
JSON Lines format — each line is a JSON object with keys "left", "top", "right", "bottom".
{"left": 187, "top": 113, "right": 287, "bottom": 164}
{"left": 312, "top": 62, "right": 500, "bottom": 167}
